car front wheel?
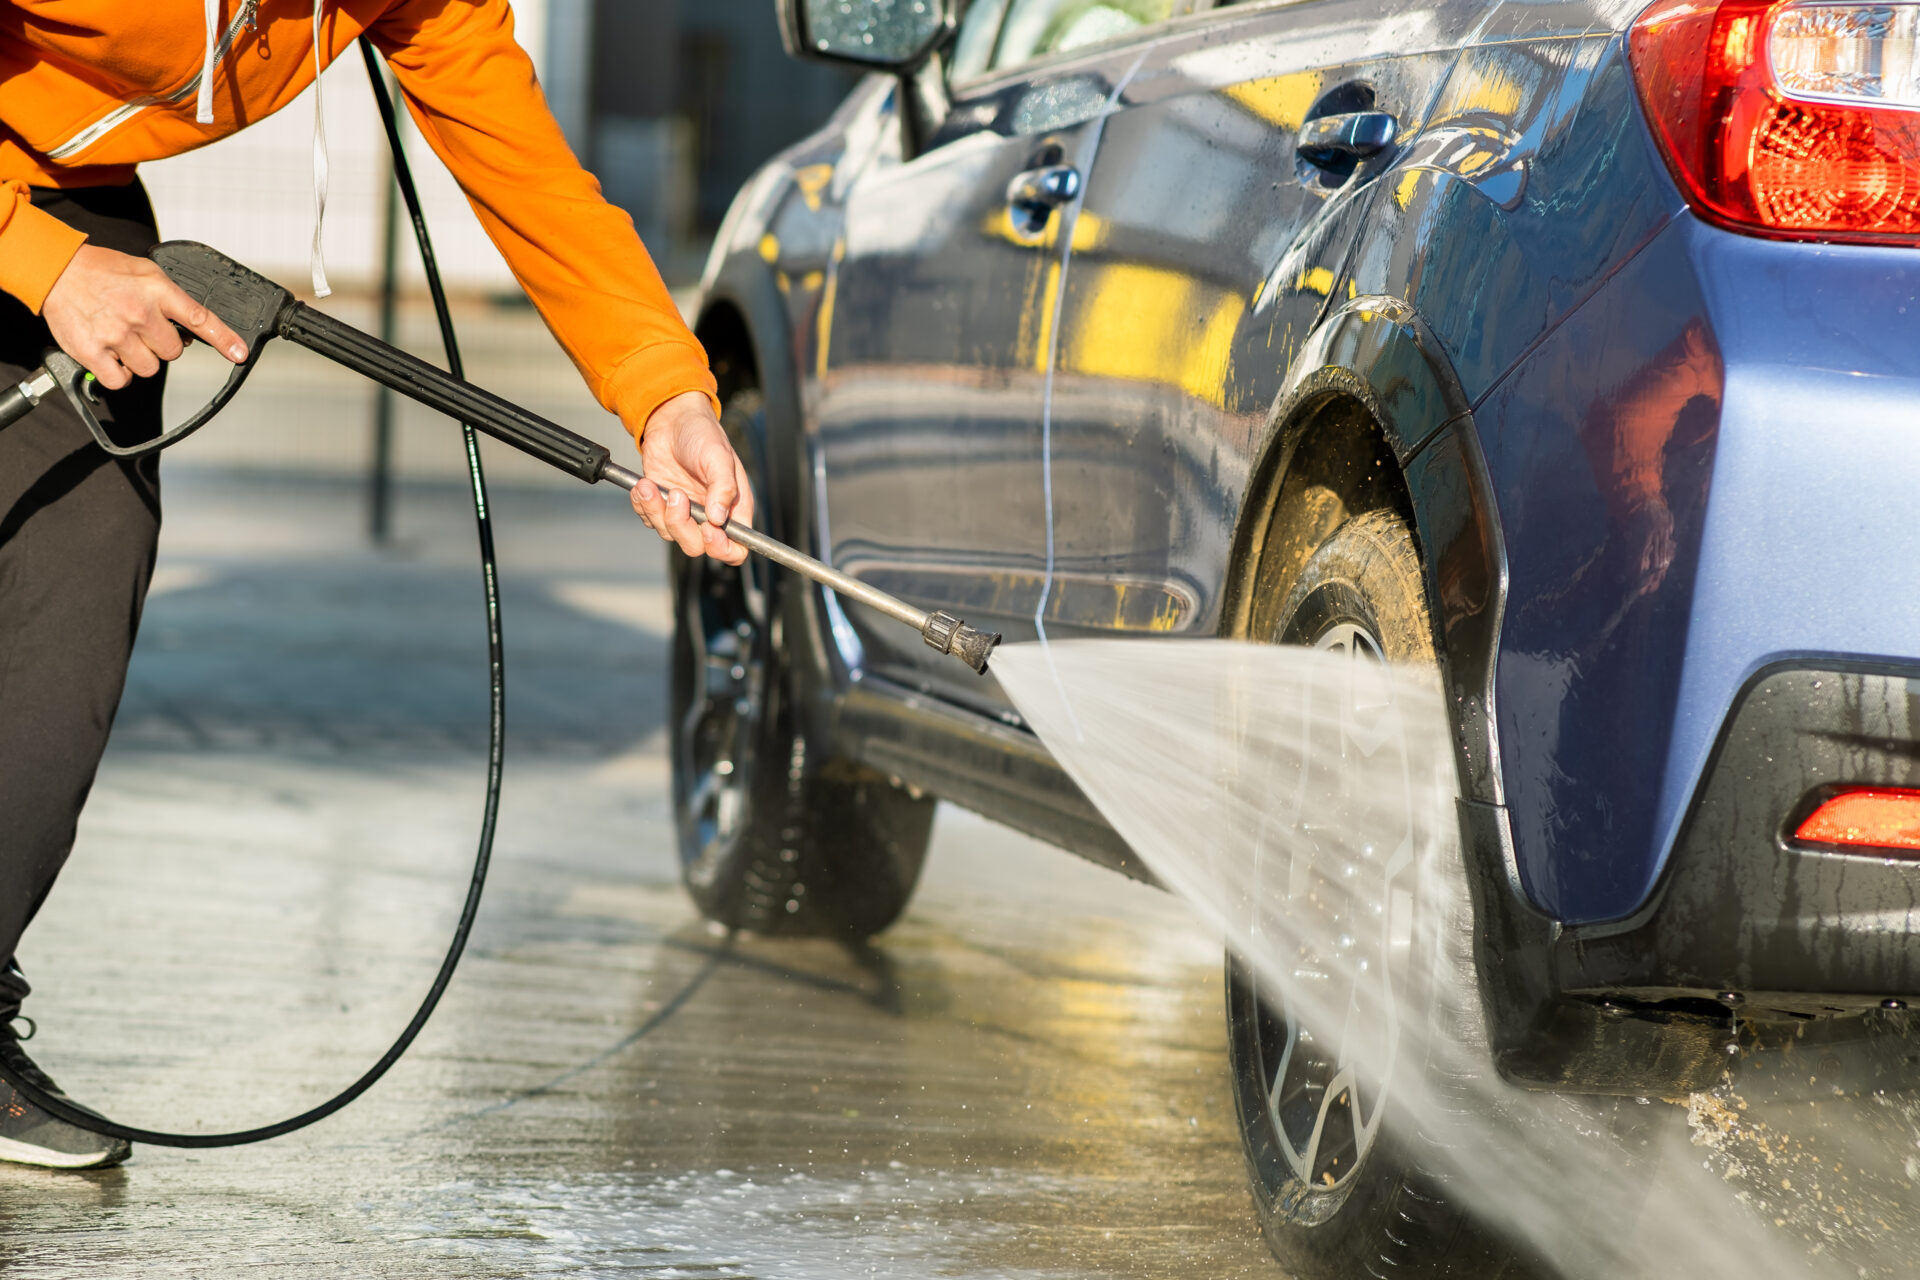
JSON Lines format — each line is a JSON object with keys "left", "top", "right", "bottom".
{"left": 1226, "top": 508, "right": 1526, "bottom": 1278}
{"left": 669, "top": 388, "right": 935, "bottom": 938}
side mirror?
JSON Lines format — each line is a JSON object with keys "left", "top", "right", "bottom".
{"left": 777, "top": 0, "right": 953, "bottom": 70}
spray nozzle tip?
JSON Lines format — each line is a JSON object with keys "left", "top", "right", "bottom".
{"left": 921, "top": 610, "right": 1002, "bottom": 675}
{"left": 951, "top": 622, "right": 1002, "bottom": 674}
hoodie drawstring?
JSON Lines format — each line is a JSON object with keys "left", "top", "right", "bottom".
{"left": 196, "top": 0, "right": 219, "bottom": 125}
{"left": 310, "top": 0, "right": 332, "bottom": 298}
{"left": 190, "top": 1, "right": 331, "bottom": 298}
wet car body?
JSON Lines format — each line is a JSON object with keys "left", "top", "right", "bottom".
{"left": 690, "top": 0, "right": 1920, "bottom": 1094}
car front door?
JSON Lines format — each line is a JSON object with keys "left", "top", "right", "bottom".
{"left": 814, "top": 0, "right": 1198, "bottom": 706}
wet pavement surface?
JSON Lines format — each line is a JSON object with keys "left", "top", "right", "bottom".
{"left": 1, "top": 464, "right": 1278, "bottom": 1278}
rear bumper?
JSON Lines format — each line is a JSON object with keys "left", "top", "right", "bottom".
{"left": 1483, "top": 661, "right": 1920, "bottom": 1093}
{"left": 1561, "top": 661, "right": 1920, "bottom": 1012}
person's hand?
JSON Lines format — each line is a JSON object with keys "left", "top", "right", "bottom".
{"left": 42, "top": 244, "right": 248, "bottom": 389}
{"left": 629, "top": 390, "right": 756, "bottom": 565}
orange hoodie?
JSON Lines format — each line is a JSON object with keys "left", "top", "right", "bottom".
{"left": 0, "top": 0, "right": 717, "bottom": 438}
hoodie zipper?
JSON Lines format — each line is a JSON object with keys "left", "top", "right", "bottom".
{"left": 46, "top": 6, "right": 257, "bottom": 161}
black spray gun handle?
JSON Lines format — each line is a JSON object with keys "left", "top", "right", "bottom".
{"left": 0, "top": 241, "right": 1000, "bottom": 673}
{"left": 0, "top": 242, "right": 285, "bottom": 452}
{"left": 0, "top": 241, "right": 611, "bottom": 478}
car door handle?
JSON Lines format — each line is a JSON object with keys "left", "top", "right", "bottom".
{"left": 1007, "top": 164, "right": 1082, "bottom": 235}
{"left": 1297, "top": 111, "right": 1399, "bottom": 168}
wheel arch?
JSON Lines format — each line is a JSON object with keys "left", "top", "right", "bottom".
{"left": 1226, "top": 292, "right": 1514, "bottom": 800}
{"left": 1221, "top": 376, "right": 1414, "bottom": 646}
{"left": 695, "top": 297, "right": 760, "bottom": 405}
{"left": 1221, "top": 294, "right": 1478, "bottom": 657}
{"left": 694, "top": 251, "right": 855, "bottom": 742}
{"left": 1221, "top": 294, "right": 1623, "bottom": 1094}
{"left": 694, "top": 267, "right": 805, "bottom": 541}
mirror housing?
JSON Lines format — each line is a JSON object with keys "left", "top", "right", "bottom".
{"left": 777, "top": 0, "right": 953, "bottom": 71}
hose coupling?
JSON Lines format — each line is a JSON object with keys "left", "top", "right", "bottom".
{"left": 921, "top": 610, "right": 1002, "bottom": 675}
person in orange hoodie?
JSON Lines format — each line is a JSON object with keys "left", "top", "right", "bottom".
{"left": 0, "top": 0, "right": 756, "bottom": 1169}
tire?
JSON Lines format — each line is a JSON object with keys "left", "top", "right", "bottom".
{"left": 1225, "top": 509, "right": 1527, "bottom": 1279}
{"left": 669, "top": 388, "right": 935, "bottom": 938}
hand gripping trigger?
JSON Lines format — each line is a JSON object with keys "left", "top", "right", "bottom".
{"left": 48, "top": 242, "right": 293, "bottom": 458}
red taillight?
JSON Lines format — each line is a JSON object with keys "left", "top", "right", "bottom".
{"left": 1794, "top": 788, "right": 1920, "bottom": 850}
{"left": 1630, "top": 0, "right": 1920, "bottom": 242}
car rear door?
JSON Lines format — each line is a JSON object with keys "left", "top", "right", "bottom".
{"left": 1034, "top": 0, "right": 1481, "bottom": 639}
{"left": 814, "top": 0, "right": 1200, "bottom": 706}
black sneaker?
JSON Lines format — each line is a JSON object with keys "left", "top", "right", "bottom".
{"left": 0, "top": 1022, "right": 130, "bottom": 1170}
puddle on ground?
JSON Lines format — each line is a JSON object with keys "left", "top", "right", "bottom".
{"left": 394, "top": 1166, "right": 1093, "bottom": 1278}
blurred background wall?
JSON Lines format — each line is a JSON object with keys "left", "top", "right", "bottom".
{"left": 142, "top": 0, "right": 859, "bottom": 296}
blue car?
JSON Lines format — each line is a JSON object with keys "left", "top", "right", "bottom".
{"left": 669, "top": 0, "right": 1920, "bottom": 1268}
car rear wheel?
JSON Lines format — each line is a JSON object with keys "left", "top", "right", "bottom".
{"left": 669, "top": 388, "right": 935, "bottom": 938}
{"left": 1226, "top": 509, "right": 1527, "bottom": 1278}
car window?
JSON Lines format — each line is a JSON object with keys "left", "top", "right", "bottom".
{"left": 950, "top": 0, "right": 1014, "bottom": 82}
{"left": 988, "top": 0, "right": 1180, "bottom": 74}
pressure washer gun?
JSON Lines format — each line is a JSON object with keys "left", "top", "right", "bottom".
{"left": 0, "top": 241, "right": 1000, "bottom": 675}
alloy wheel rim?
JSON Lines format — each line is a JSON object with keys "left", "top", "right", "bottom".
{"left": 674, "top": 553, "right": 768, "bottom": 886}
{"left": 1246, "top": 618, "right": 1417, "bottom": 1201}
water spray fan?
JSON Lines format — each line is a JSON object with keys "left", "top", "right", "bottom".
{"left": 0, "top": 241, "right": 1002, "bottom": 676}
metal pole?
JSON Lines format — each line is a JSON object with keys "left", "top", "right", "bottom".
{"left": 596, "top": 462, "right": 929, "bottom": 630}
{"left": 369, "top": 126, "right": 401, "bottom": 543}
{"left": 596, "top": 461, "right": 997, "bottom": 671}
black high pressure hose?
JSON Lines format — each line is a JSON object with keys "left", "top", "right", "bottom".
{"left": 0, "top": 41, "right": 504, "bottom": 1147}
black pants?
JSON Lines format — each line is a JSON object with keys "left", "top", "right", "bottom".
{"left": 0, "top": 184, "right": 165, "bottom": 1020}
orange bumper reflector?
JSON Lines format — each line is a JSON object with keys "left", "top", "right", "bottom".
{"left": 1795, "top": 788, "right": 1920, "bottom": 851}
